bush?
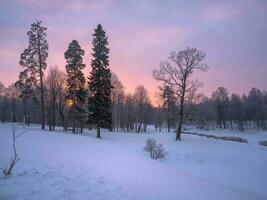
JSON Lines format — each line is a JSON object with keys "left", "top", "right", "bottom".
{"left": 143, "top": 138, "right": 167, "bottom": 160}
{"left": 259, "top": 141, "right": 267, "bottom": 147}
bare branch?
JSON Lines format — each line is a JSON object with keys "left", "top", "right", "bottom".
{"left": 153, "top": 47, "right": 208, "bottom": 141}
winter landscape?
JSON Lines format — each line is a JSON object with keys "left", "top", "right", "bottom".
{"left": 0, "top": 0, "right": 267, "bottom": 200}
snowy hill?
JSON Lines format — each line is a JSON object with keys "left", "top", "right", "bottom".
{"left": 0, "top": 123, "right": 266, "bottom": 200}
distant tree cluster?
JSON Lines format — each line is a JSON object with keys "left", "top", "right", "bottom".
{"left": 194, "top": 87, "right": 267, "bottom": 131}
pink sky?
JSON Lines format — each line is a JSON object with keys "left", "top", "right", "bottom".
{"left": 0, "top": 0, "right": 266, "bottom": 104}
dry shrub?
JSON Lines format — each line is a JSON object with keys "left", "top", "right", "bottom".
{"left": 144, "top": 138, "right": 167, "bottom": 160}
{"left": 259, "top": 141, "right": 267, "bottom": 147}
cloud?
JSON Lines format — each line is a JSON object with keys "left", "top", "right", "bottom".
{"left": 202, "top": 3, "right": 242, "bottom": 22}
{"left": 7, "top": 0, "right": 116, "bottom": 13}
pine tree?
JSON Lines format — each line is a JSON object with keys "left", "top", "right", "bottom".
{"left": 161, "top": 85, "right": 177, "bottom": 132}
{"left": 88, "top": 24, "right": 112, "bottom": 138}
{"left": 65, "top": 40, "right": 87, "bottom": 133}
{"left": 16, "top": 21, "right": 48, "bottom": 129}
{"left": 15, "top": 70, "right": 34, "bottom": 125}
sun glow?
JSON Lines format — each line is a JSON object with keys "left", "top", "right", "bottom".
{"left": 66, "top": 99, "right": 74, "bottom": 108}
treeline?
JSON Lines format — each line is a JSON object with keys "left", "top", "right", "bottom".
{"left": 0, "top": 75, "right": 155, "bottom": 132}
{"left": 1, "top": 78, "right": 266, "bottom": 132}
{"left": 195, "top": 87, "right": 267, "bottom": 131}
{"left": 0, "top": 21, "right": 266, "bottom": 136}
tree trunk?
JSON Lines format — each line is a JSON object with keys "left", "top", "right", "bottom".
{"left": 144, "top": 123, "right": 147, "bottom": 132}
{"left": 167, "top": 97, "right": 170, "bottom": 132}
{"left": 137, "top": 123, "right": 142, "bottom": 133}
{"left": 167, "top": 109, "right": 170, "bottom": 132}
{"left": 48, "top": 106, "right": 52, "bottom": 131}
{"left": 176, "top": 85, "right": 185, "bottom": 141}
{"left": 80, "top": 121, "right": 83, "bottom": 133}
{"left": 96, "top": 123, "right": 101, "bottom": 138}
{"left": 37, "top": 31, "right": 45, "bottom": 130}
{"left": 22, "top": 99, "right": 29, "bottom": 126}
{"left": 176, "top": 124, "right": 182, "bottom": 141}
{"left": 59, "top": 111, "right": 66, "bottom": 131}
{"left": 11, "top": 98, "right": 16, "bottom": 122}
{"left": 52, "top": 99, "right": 55, "bottom": 131}
{"left": 116, "top": 104, "right": 119, "bottom": 131}
{"left": 72, "top": 119, "right": 76, "bottom": 133}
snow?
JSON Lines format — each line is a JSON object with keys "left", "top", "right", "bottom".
{"left": 0, "top": 123, "right": 267, "bottom": 200}
{"left": 185, "top": 127, "right": 267, "bottom": 145}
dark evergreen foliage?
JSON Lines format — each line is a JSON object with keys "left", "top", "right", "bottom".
{"left": 161, "top": 85, "right": 177, "bottom": 132}
{"left": 65, "top": 40, "right": 87, "bottom": 133}
{"left": 15, "top": 21, "right": 48, "bottom": 129}
{"left": 88, "top": 24, "right": 112, "bottom": 138}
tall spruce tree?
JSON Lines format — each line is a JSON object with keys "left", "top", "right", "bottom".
{"left": 16, "top": 21, "right": 48, "bottom": 130}
{"left": 65, "top": 40, "right": 87, "bottom": 134}
{"left": 88, "top": 24, "right": 112, "bottom": 138}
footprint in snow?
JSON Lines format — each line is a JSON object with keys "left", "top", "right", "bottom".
{"left": 98, "top": 177, "right": 105, "bottom": 185}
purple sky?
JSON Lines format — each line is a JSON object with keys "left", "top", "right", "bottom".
{"left": 0, "top": 0, "right": 266, "bottom": 103}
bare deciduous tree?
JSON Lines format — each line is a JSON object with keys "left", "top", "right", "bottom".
{"left": 153, "top": 47, "right": 208, "bottom": 141}
{"left": 133, "top": 85, "right": 151, "bottom": 133}
{"left": 0, "top": 82, "right": 4, "bottom": 95}
{"left": 211, "top": 87, "right": 229, "bottom": 129}
{"left": 124, "top": 94, "right": 136, "bottom": 132}
{"left": 111, "top": 72, "right": 125, "bottom": 131}
{"left": 46, "top": 66, "right": 67, "bottom": 131}
{"left": 6, "top": 84, "right": 19, "bottom": 122}
{"left": 1, "top": 124, "right": 24, "bottom": 177}
{"left": 56, "top": 70, "right": 68, "bottom": 131}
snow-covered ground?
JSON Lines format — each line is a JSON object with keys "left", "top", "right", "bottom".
{"left": 0, "top": 123, "right": 266, "bottom": 200}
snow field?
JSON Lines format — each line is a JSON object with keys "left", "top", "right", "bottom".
{"left": 0, "top": 123, "right": 266, "bottom": 200}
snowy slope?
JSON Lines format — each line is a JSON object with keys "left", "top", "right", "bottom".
{"left": 0, "top": 123, "right": 266, "bottom": 200}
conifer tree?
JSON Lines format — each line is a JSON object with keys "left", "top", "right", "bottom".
{"left": 15, "top": 70, "right": 35, "bottom": 125}
{"left": 88, "top": 24, "right": 112, "bottom": 138}
{"left": 16, "top": 21, "right": 48, "bottom": 129}
{"left": 161, "top": 85, "right": 177, "bottom": 132}
{"left": 65, "top": 40, "right": 87, "bottom": 133}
